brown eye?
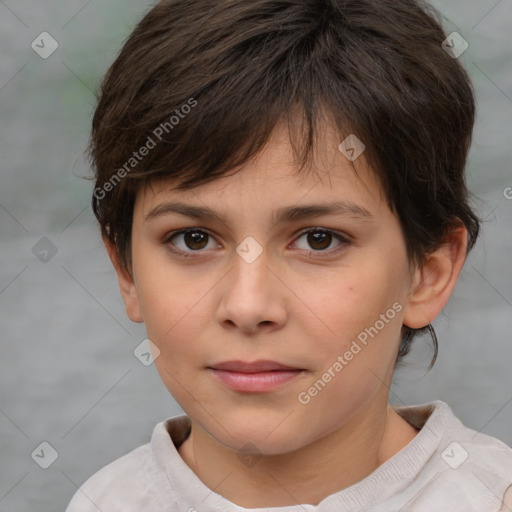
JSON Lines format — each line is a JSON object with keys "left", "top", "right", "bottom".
{"left": 294, "top": 228, "right": 350, "bottom": 255}
{"left": 307, "top": 231, "right": 333, "bottom": 251}
{"left": 166, "top": 229, "right": 216, "bottom": 255}
{"left": 182, "top": 231, "right": 209, "bottom": 250}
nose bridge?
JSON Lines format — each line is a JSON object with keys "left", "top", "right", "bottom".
{"left": 216, "top": 238, "right": 287, "bottom": 332}
{"left": 230, "top": 238, "right": 272, "bottom": 297}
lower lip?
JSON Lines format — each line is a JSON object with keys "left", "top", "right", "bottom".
{"left": 209, "top": 369, "right": 303, "bottom": 392}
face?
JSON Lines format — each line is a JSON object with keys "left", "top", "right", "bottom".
{"left": 124, "top": 122, "right": 418, "bottom": 455}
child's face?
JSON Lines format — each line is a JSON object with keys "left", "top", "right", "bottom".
{"left": 126, "top": 122, "right": 418, "bottom": 454}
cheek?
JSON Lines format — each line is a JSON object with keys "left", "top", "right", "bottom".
{"left": 133, "top": 257, "right": 212, "bottom": 354}
{"left": 294, "top": 273, "right": 405, "bottom": 438}
{"left": 306, "top": 259, "right": 407, "bottom": 370}
{"left": 139, "top": 272, "right": 211, "bottom": 402}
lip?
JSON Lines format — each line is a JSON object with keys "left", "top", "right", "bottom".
{"left": 207, "top": 360, "right": 305, "bottom": 392}
{"left": 208, "top": 360, "right": 302, "bottom": 373}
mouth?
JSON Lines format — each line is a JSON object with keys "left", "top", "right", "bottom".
{"left": 206, "top": 360, "right": 305, "bottom": 393}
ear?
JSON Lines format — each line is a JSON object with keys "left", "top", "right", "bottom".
{"left": 403, "top": 225, "right": 468, "bottom": 329}
{"left": 103, "top": 237, "right": 144, "bottom": 323}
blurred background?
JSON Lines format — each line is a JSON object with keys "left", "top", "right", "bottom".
{"left": 0, "top": 0, "right": 511, "bottom": 510}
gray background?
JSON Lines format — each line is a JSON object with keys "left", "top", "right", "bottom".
{"left": 0, "top": 1, "right": 511, "bottom": 510}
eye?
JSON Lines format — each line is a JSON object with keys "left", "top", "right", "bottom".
{"left": 164, "top": 229, "right": 218, "bottom": 257}
{"left": 292, "top": 228, "right": 350, "bottom": 255}
{"left": 163, "top": 227, "right": 350, "bottom": 259}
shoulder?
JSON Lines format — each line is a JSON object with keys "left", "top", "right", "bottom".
{"left": 433, "top": 400, "right": 512, "bottom": 482}
{"left": 398, "top": 401, "right": 512, "bottom": 511}
{"left": 65, "top": 425, "right": 176, "bottom": 512}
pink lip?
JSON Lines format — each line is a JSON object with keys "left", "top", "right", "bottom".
{"left": 209, "top": 360, "right": 301, "bottom": 372}
{"left": 207, "top": 360, "right": 305, "bottom": 392}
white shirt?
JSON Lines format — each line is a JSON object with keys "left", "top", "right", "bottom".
{"left": 66, "top": 401, "right": 512, "bottom": 511}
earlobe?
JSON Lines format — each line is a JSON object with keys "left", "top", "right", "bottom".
{"left": 402, "top": 225, "right": 468, "bottom": 329}
{"left": 103, "top": 237, "right": 144, "bottom": 323}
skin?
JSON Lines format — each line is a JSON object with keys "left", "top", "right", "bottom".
{"left": 106, "top": 119, "right": 468, "bottom": 507}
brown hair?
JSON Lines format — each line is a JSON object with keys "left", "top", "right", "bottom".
{"left": 89, "top": 0, "right": 480, "bottom": 366}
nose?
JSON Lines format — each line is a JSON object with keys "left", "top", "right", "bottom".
{"left": 215, "top": 248, "right": 288, "bottom": 335}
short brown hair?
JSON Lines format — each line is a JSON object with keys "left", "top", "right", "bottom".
{"left": 89, "top": 0, "right": 480, "bottom": 365}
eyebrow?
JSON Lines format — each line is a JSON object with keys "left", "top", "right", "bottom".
{"left": 144, "top": 200, "right": 373, "bottom": 225}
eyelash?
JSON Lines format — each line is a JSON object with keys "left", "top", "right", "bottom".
{"left": 162, "top": 227, "right": 351, "bottom": 259}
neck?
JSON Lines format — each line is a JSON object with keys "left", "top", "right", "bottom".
{"left": 178, "top": 398, "right": 418, "bottom": 507}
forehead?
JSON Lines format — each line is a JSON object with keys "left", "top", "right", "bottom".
{"left": 134, "top": 122, "right": 387, "bottom": 221}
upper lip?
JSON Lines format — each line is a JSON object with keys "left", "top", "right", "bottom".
{"left": 208, "top": 360, "right": 303, "bottom": 373}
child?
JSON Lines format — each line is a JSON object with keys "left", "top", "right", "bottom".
{"left": 67, "top": 0, "right": 512, "bottom": 510}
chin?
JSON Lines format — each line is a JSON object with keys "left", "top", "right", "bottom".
{"left": 228, "top": 432, "right": 306, "bottom": 456}
{"left": 204, "top": 411, "right": 311, "bottom": 456}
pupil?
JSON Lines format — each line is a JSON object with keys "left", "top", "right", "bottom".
{"left": 308, "top": 232, "right": 331, "bottom": 250}
{"left": 186, "top": 231, "right": 207, "bottom": 250}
